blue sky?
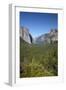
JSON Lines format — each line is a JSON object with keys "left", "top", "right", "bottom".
{"left": 20, "top": 12, "right": 58, "bottom": 38}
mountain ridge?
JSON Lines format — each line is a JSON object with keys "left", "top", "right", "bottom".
{"left": 20, "top": 26, "right": 58, "bottom": 44}
{"left": 33, "top": 29, "right": 58, "bottom": 44}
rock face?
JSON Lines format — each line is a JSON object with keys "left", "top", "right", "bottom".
{"left": 34, "top": 29, "right": 58, "bottom": 44}
{"left": 49, "top": 29, "right": 58, "bottom": 42}
{"left": 20, "top": 27, "right": 58, "bottom": 44}
{"left": 20, "top": 27, "right": 33, "bottom": 44}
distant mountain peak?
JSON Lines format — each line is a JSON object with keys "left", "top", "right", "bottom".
{"left": 34, "top": 29, "right": 58, "bottom": 44}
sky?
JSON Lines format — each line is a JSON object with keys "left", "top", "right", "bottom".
{"left": 20, "top": 12, "right": 58, "bottom": 38}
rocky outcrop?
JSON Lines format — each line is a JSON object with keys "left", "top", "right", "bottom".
{"left": 49, "top": 29, "right": 58, "bottom": 42}
{"left": 34, "top": 29, "right": 58, "bottom": 44}
{"left": 20, "top": 27, "right": 33, "bottom": 44}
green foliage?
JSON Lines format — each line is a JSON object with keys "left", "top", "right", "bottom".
{"left": 20, "top": 39, "right": 58, "bottom": 78}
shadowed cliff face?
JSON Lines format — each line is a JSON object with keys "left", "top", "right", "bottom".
{"left": 20, "top": 27, "right": 33, "bottom": 44}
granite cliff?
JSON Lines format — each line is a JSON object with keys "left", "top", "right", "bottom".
{"left": 20, "top": 27, "right": 33, "bottom": 44}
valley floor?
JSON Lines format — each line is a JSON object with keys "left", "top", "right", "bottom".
{"left": 20, "top": 39, "right": 58, "bottom": 78}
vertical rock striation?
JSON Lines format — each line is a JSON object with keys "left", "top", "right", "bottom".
{"left": 20, "top": 27, "right": 33, "bottom": 44}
